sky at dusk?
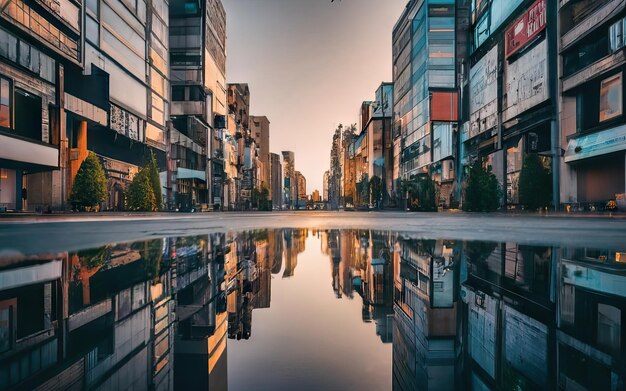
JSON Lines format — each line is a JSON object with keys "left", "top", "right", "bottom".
{"left": 223, "top": 0, "right": 407, "bottom": 194}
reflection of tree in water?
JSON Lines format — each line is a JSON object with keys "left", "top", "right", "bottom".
{"left": 131, "top": 239, "right": 164, "bottom": 280}
{"left": 465, "top": 240, "right": 498, "bottom": 268}
{"left": 76, "top": 246, "right": 112, "bottom": 272}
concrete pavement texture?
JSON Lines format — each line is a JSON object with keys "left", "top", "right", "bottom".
{"left": 0, "top": 211, "right": 625, "bottom": 256}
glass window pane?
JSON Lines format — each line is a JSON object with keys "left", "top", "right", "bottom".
{"left": 86, "top": 0, "right": 98, "bottom": 15}
{"left": 1, "top": 78, "right": 10, "bottom": 106}
{"left": 86, "top": 15, "right": 99, "bottom": 45}
{"left": 599, "top": 73, "right": 623, "bottom": 122}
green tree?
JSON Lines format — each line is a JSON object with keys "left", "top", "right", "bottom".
{"left": 70, "top": 152, "right": 107, "bottom": 210}
{"left": 402, "top": 174, "right": 437, "bottom": 211}
{"left": 463, "top": 160, "right": 501, "bottom": 212}
{"left": 356, "top": 175, "right": 369, "bottom": 207}
{"left": 147, "top": 152, "right": 163, "bottom": 210}
{"left": 519, "top": 153, "right": 552, "bottom": 211}
{"left": 252, "top": 185, "right": 271, "bottom": 211}
{"left": 370, "top": 176, "right": 383, "bottom": 208}
{"left": 126, "top": 169, "right": 156, "bottom": 211}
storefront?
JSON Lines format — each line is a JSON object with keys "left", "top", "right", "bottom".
{"left": 564, "top": 125, "right": 626, "bottom": 205}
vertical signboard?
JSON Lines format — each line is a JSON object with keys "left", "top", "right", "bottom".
{"left": 469, "top": 45, "right": 498, "bottom": 139}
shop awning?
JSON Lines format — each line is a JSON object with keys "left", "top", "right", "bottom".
{"left": 0, "top": 134, "right": 59, "bottom": 169}
{"left": 564, "top": 125, "right": 626, "bottom": 163}
{"left": 176, "top": 168, "right": 207, "bottom": 182}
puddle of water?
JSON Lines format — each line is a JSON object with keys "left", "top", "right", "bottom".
{"left": 0, "top": 229, "right": 624, "bottom": 390}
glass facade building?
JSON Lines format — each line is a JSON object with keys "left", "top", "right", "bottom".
{"left": 393, "top": 0, "right": 457, "bottom": 206}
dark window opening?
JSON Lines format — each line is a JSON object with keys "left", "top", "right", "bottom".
{"left": 14, "top": 88, "right": 42, "bottom": 142}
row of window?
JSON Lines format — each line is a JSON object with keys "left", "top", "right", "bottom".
{"left": 0, "top": 27, "right": 56, "bottom": 83}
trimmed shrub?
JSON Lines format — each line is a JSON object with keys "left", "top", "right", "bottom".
{"left": 147, "top": 152, "right": 163, "bottom": 210}
{"left": 402, "top": 174, "right": 437, "bottom": 211}
{"left": 126, "top": 169, "right": 156, "bottom": 211}
{"left": 463, "top": 160, "right": 501, "bottom": 212}
{"left": 70, "top": 152, "right": 107, "bottom": 210}
{"left": 519, "top": 153, "right": 552, "bottom": 211}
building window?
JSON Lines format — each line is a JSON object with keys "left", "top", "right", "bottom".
{"left": 597, "top": 303, "right": 621, "bottom": 355}
{"left": 0, "top": 76, "right": 11, "bottom": 128}
{"left": 599, "top": 73, "right": 622, "bottom": 122}
{"left": 610, "top": 18, "right": 626, "bottom": 52}
{"left": 0, "top": 299, "right": 16, "bottom": 354}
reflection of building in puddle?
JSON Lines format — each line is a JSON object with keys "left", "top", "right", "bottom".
{"left": 175, "top": 233, "right": 228, "bottom": 391}
{"left": 557, "top": 247, "right": 626, "bottom": 391}
{"left": 461, "top": 241, "right": 553, "bottom": 390}
{"left": 282, "top": 229, "right": 307, "bottom": 279}
{"left": 393, "top": 238, "right": 458, "bottom": 391}
{"left": 323, "top": 229, "right": 395, "bottom": 344}
{"left": 0, "top": 239, "right": 176, "bottom": 390}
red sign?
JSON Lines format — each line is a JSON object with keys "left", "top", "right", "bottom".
{"left": 505, "top": 0, "right": 546, "bottom": 58}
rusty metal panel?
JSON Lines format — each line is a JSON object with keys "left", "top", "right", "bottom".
{"left": 431, "top": 91, "right": 458, "bottom": 121}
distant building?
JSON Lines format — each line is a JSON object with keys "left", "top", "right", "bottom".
{"left": 282, "top": 151, "right": 296, "bottom": 209}
{"left": 270, "top": 153, "right": 283, "bottom": 210}
{"left": 227, "top": 83, "right": 250, "bottom": 131}
{"left": 250, "top": 116, "right": 270, "bottom": 189}
{"left": 296, "top": 171, "right": 306, "bottom": 208}
{"left": 323, "top": 171, "right": 330, "bottom": 202}
{"left": 312, "top": 190, "right": 321, "bottom": 202}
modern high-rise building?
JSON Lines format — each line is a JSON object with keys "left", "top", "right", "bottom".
{"left": 282, "top": 150, "right": 295, "bottom": 209}
{"left": 392, "top": 0, "right": 458, "bottom": 208}
{"left": 296, "top": 170, "right": 306, "bottom": 207}
{"left": 169, "top": 0, "right": 226, "bottom": 210}
{"left": 270, "top": 152, "right": 282, "bottom": 210}
{"left": 250, "top": 115, "right": 270, "bottom": 189}
{"left": 323, "top": 170, "right": 330, "bottom": 202}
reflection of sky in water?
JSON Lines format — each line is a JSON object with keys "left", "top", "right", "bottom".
{"left": 227, "top": 233, "right": 391, "bottom": 391}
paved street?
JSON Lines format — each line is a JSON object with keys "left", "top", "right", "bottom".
{"left": 1, "top": 212, "right": 626, "bottom": 256}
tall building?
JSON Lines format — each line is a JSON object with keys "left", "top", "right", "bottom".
{"left": 270, "top": 152, "right": 283, "bottom": 210}
{"left": 559, "top": 0, "right": 626, "bottom": 208}
{"left": 296, "top": 170, "right": 306, "bottom": 207}
{"left": 227, "top": 83, "right": 250, "bottom": 132}
{"left": 0, "top": 0, "right": 169, "bottom": 211}
{"left": 250, "top": 115, "right": 270, "bottom": 189}
{"left": 323, "top": 170, "right": 330, "bottom": 202}
{"left": 392, "top": 0, "right": 458, "bottom": 208}
{"left": 282, "top": 150, "right": 295, "bottom": 209}
{"left": 461, "top": 0, "right": 557, "bottom": 210}
{"left": 169, "top": 0, "right": 226, "bottom": 210}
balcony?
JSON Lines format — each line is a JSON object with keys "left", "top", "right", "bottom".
{"left": 171, "top": 101, "right": 207, "bottom": 119}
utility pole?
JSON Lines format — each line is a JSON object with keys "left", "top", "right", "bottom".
{"left": 548, "top": 0, "right": 560, "bottom": 211}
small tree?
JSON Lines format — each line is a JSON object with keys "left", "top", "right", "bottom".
{"left": 370, "top": 176, "right": 383, "bottom": 208}
{"left": 252, "top": 185, "right": 271, "bottom": 211}
{"left": 70, "top": 152, "right": 107, "bottom": 211}
{"left": 126, "top": 169, "right": 156, "bottom": 211}
{"left": 463, "top": 160, "right": 501, "bottom": 212}
{"left": 356, "top": 176, "right": 369, "bottom": 207}
{"left": 402, "top": 174, "right": 437, "bottom": 211}
{"left": 147, "top": 152, "right": 163, "bottom": 210}
{"left": 519, "top": 153, "right": 552, "bottom": 211}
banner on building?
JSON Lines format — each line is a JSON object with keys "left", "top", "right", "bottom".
{"left": 505, "top": 0, "right": 546, "bottom": 58}
{"left": 469, "top": 45, "right": 498, "bottom": 139}
{"left": 503, "top": 39, "right": 548, "bottom": 122}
